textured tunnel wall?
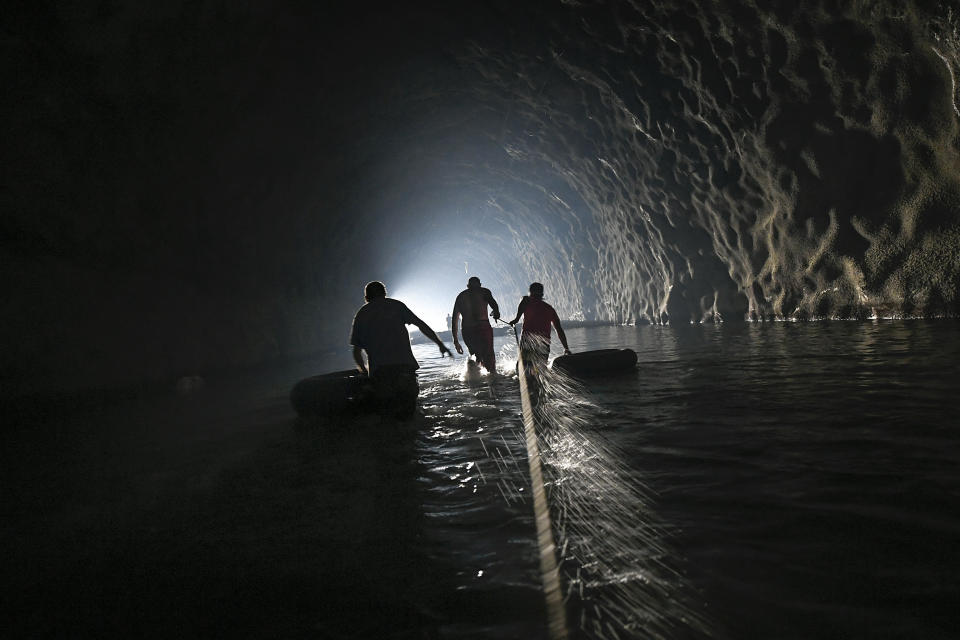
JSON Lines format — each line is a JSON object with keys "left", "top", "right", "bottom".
{"left": 4, "top": 1, "right": 960, "bottom": 396}
{"left": 447, "top": 0, "right": 960, "bottom": 323}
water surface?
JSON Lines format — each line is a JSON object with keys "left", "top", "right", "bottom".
{"left": 3, "top": 320, "right": 958, "bottom": 639}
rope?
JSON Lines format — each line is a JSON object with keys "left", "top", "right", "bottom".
{"left": 516, "top": 344, "right": 569, "bottom": 640}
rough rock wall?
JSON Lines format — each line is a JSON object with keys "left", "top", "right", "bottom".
{"left": 456, "top": 0, "right": 960, "bottom": 322}
{"left": 5, "top": 1, "right": 960, "bottom": 396}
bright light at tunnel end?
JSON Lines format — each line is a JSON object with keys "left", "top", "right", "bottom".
{"left": 389, "top": 285, "right": 451, "bottom": 333}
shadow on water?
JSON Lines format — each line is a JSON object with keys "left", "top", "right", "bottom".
{"left": 1, "top": 375, "right": 442, "bottom": 638}
{"left": 3, "top": 321, "right": 958, "bottom": 639}
{"left": 1, "top": 345, "right": 556, "bottom": 639}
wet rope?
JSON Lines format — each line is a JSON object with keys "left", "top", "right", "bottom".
{"left": 510, "top": 322, "right": 569, "bottom": 640}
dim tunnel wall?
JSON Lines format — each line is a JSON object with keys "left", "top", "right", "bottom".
{"left": 4, "top": 1, "right": 960, "bottom": 398}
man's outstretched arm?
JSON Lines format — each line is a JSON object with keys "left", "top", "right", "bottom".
{"left": 552, "top": 313, "right": 572, "bottom": 354}
{"left": 507, "top": 297, "right": 528, "bottom": 325}
{"left": 451, "top": 303, "right": 464, "bottom": 354}
{"left": 411, "top": 315, "right": 453, "bottom": 357}
{"left": 485, "top": 290, "right": 501, "bottom": 320}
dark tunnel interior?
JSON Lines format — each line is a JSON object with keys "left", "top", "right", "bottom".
{"left": 4, "top": 0, "right": 960, "bottom": 396}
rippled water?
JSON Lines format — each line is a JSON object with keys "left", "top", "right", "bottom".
{"left": 408, "top": 320, "right": 960, "bottom": 639}
{"left": 5, "top": 320, "right": 958, "bottom": 639}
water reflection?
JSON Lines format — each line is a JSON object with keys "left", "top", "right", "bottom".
{"left": 414, "top": 320, "right": 960, "bottom": 639}
{"left": 4, "top": 321, "right": 957, "bottom": 638}
{"left": 414, "top": 335, "right": 713, "bottom": 639}
{"left": 582, "top": 320, "right": 960, "bottom": 640}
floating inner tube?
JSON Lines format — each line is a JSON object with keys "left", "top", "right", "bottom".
{"left": 550, "top": 348, "right": 638, "bottom": 377}
{"left": 290, "top": 369, "right": 372, "bottom": 417}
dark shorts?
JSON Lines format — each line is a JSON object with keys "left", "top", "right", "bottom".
{"left": 461, "top": 323, "right": 493, "bottom": 355}
{"left": 371, "top": 364, "right": 420, "bottom": 419}
{"left": 462, "top": 323, "right": 496, "bottom": 370}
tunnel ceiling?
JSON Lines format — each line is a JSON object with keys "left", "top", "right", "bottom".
{"left": 5, "top": 0, "right": 960, "bottom": 389}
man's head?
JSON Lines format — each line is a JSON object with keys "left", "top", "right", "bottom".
{"left": 467, "top": 276, "right": 481, "bottom": 289}
{"left": 364, "top": 281, "right": 386, "bottom": 301}
{"left": 529, "top": 282, "right": 544, "bottom": 298}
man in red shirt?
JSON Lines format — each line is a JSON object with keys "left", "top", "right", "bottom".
{"left": 507, "top": 282, "right": 572, "bottom": 369}
{"left": 451, "top": 276, "right": 501, "bottom": 373}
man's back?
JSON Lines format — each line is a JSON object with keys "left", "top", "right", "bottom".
{"left": 350, "top": 297, "right": 418, "bottom": 372}
{"left": 520, "top": 297, "right": 559, "bottom": 339}
{"left": 455, "top": 287, "right": 495, "bottom": 328}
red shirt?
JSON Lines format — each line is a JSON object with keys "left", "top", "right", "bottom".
{"left": 520, "top": 298, "right": 560, "bottom": 339}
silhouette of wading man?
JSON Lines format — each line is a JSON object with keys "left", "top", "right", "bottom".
{"left": 451, "top": 276, "right": 501, "bottom": 373}
{"left": 508, "top": 282, "right": 571, "bottom": 372}
{"left": 350, "top": 281, "right": 452, "bottom": 419}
